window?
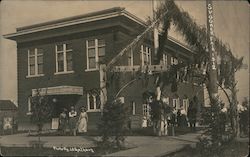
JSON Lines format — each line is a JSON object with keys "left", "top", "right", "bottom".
{"left": 86, "top": 39, "right": 105, "bottom": 70}
{"left": 131, "top": 101, "right": 136, "bottom": 115}
{"left": 28, "top": 48, "right": 44, "bottom": 77}
{"left": 163, "top": 54, "right": 168, "bottom": 65}
{"left": 87, "top": 92, "right": 101, "bottom": 111}
{"left": 183, "top": 99, "right": 189, "bottom": 112}
{"left": 141, "top": 45, "right": 151, "bottom": 66}
{"left": 143, "top": 104, "right": 151, "bottom": 118}
{"left": 171, "top": 57, "right": 178, "bottom": 65}
{"left": 173, "top": 98, "right": 180, "bottom": 109}
{"left": 55, "top": 43, "right": 73, "bottom": 73}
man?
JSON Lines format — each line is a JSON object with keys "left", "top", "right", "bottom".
{"left": 187, "top": 101, "right": 197, "bottom": 132}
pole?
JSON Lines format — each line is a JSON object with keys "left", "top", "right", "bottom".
{"left": 206, "top": 0, "right": 218, "bottom": 101}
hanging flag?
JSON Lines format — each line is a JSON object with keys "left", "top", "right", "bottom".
{"left": 206, "top": 0, "right": 218, "bottom": 97}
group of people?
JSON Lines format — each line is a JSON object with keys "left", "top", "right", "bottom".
{"left": 58, "top": 106, "right": 88, "bottom": 135}
{"left": 167, "top": 101, "right": 197, "bottom": 131}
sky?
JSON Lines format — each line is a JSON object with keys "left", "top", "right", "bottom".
{"left": 0, "top": 0, "right": 249, "bottom": 105}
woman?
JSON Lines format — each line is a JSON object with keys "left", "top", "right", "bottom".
{"left": 77, "top": 107, "right": 88, "bottom": 133}
{"left": 58, "top": 108, "right": 68, "bottom": 135}
{"left": 69, "top": 106, "right": 77, "bottom": 136}
{"left": 187, "top": 101, "right": 197, "bottom": 131}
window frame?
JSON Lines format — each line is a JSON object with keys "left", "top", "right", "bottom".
{"left": 86, "top": 39, "right": 106, "bottom": 71}
{"left": 173, "top": 98, "right": 180, "bottom": 110}
{"left": 142, "top": 103, "right": 151, "bottom": 118}
{"left": 163, "top": 53, "right": 168, "bottom": 65}
{"left": 141, "top": 45, "right": 151, "bottom": 66}
{"left": 171, "top": 57, "right": 178, "bottom": 65}
{"left": 87, "top": 92, "right": 101, "bottom": 112}
{"left": 183, "top": 99, "right": 189, "bottom": 112}
{"left": 55, "top": 43, "right": 74, "bottom": 75}
{"left": 27, "top": 48, "right": 44, "bottom": 78}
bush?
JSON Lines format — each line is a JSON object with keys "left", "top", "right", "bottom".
{"left": 97, "top": 100, "right": 129, "bottom": 153}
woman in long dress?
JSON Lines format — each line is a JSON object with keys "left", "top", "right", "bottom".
{"left": 78, "top": 108, "right": 88, "bottom": 133}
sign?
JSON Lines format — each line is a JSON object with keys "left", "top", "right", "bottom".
{"left": 3, "top": 117, "right": 13, "bottom": 130}
{"left": 206, "top": 0, "right": 218, "bottom": 96}
{"left": 51, "top": 118, "right": 59, "bottom": 130}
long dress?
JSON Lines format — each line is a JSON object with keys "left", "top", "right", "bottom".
{"left": 78, "top": 112, "right": 88, "bottom": 133}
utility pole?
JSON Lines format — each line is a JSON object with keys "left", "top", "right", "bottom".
{"left": 206, "top": 0, "right": 219, "bottom": 101}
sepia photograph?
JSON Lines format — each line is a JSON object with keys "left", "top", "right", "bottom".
{"left": 0, "top": 0, "right": 249, "bottom": 156}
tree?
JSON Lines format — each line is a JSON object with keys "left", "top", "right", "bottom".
{"left": 30, "top": 89, "right": 53, "bottom": 146}
{"left": 97, "top": 99, "right": 130, "bottom": 153}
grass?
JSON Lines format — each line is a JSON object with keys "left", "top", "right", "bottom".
{"left": 165, "top": 140, "right": 249, "bottom": 157}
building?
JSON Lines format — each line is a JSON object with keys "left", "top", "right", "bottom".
{"left": 0, "top": 100, "right": 18, "bottom": 134}
{"left": 4, "top": 7, "right": 204, "bottom": 131}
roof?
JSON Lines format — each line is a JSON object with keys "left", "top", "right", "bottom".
{"left": 4, "top": 7, "right": 146, "bottom": 39}
{"left": 0, "top": 100, "right": 17, "bottom": 110}
{"left": 4, "top": 7, "right": 193, "bottom": 53}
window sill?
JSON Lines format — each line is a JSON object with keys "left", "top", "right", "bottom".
{"left": 87, "top": 109, "right": 101, "bottom": 112}
{"left": 26, "top": 74, "right": 45, "bottom": 78}
{"left": 85, "top": 69, "right": 99, "bottom": 72}
{"left": 54, "top": 71, "right": 74, "bottom": 75}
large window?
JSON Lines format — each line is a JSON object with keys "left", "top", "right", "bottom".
{"left": 87, "top": 92, "right": 101, "bottom": 111}
{"left": 28, "top": 48, "right": 44, "bottom": 77}
{"left": 86, "top": 39, "right": 105, "bottom": 70}
{"left": 55, "top": 43, "right": 73, "bottom": 74}
{"left": 141, "top": 45, "right": 151, "bottom": 66}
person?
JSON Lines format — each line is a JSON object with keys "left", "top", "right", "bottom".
{"left": 77, "top": 107, "right": 88, "bottom": 134}
{"left": 187, "top": 101, "right": 197, "bottom": 131}
{"left": 176, "top": 109, "right": 181, "bottom": 127}
{"left": 180, "top": 107, "right": 188, "bottom": 127}
{"left": 219, "top": 103, "right": 228, "bottom": 134}
{"left": 68, "top": 106, "right": 77, "bottom": 136}
{"left": 58, "top": 108, "right": 68, "bottom": 135}
{"left": 142, "top": 116, "right": 147, "bottom": 128}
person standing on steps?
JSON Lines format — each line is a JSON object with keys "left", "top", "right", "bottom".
{"left": 77, "top": 107, "right": 88, "bottom": 134}
{"left": 69, "top": 106, "right": 77, "bottom": 136}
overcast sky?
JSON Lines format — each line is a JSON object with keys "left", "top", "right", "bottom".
{"left": 0, "top": 0, "right": 249, "bottom": 105}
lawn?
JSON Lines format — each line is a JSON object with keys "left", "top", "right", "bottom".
{"left": 165, "top": 140, "right": 249, "bottom": 157}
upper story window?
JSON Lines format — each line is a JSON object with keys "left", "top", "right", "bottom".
{"left": 27, "top": 48, "right": 44, "bottom": 77}
{"left": 141, "top": 45, "right": 151, "bottom": 66}
{"left": 86, "top": 39, "right": 105, "bottom": 70}
{"left": 163, "top": 54, "right": 168, "bottom": 65}
{"left": 171, "top": 57, "right": 178, "bottom": 65}
{"left": 55, "top": 43, "right": 73, "bottom": 74}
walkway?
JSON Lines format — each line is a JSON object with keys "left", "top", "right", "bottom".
{"left": 105, "top": 131, "right": 202, "bottom": 157}
{"left": 0, "top": 131, "right": 203, "bottom": 157}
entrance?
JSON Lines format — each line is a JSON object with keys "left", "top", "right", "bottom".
{"left": 49, "top": 95, "right": 81, "bottom": 118}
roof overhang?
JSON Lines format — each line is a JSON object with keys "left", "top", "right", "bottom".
{"left": 32, "top": 86, "right": 83, "bottom": 96}
{"left": 4, "top": 8, "right": 146, "bottom": 41}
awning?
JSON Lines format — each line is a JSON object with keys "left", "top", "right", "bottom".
{"left": 32, "top": 86, "right": 83, "bottom": 96}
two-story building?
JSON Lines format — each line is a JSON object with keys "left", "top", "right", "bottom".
{"left": 4, "top": 7, "right": 204, "bottom": 131}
